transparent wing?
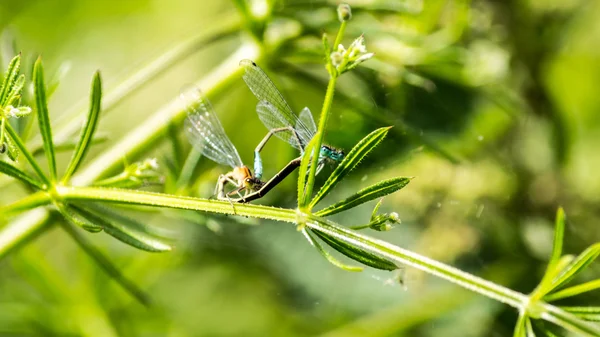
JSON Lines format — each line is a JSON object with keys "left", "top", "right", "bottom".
{"left": 297, "top": 107, "right": 317, "bottom": 149}
{"left": 240, "top": 59, "right": 315, "bottom": 144}
{"left": 182, "top": 88, "right": 243, "bottom": 168}
{"left": 257, "top": 101, "right": 314, "bottom": 151}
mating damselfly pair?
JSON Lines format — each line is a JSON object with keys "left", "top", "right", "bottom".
{"left": 183, "top": 60, "right": 344, "bottom": 203}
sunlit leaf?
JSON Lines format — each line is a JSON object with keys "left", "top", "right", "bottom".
{"left": 0, "top": 160, "right": 45, "bottom": 190}
{"left": 545, "top": 279, "right": 600, "bottom": 302}
{"left": 0, "top": 54, "right": 20, "bottom": 106}
{"left": 309, "top": 127, "right": 391, "bottom": 208}
{"left": 302, "top": 228, "right": 363, "bottom": 272}
{"left": 550, "top": 207, "right": 566, "bottom": 267}
{"left": 548, "top": 243, "right": 600, "bottom": 293}
{"left": 514, "top": 311, "right": 527, "bottom": 337}
{"left": 62, "top": 71, "right": 102, "bottom": 183}
{"left": 534, "top": 254, "right": 575, "bottom": 299}
{"left": 525, "top": 318, "right": 536, "bottom": 337}
{"left": 58, "top": 203, "right": 103, "bottom": 232}
{"left": 315, "top": 177, "right": 411, "bottom": 217}
{"left": 33, "top": 57, "right": 57, "bottom": 181}
{"left": 311, "top": 229, "right": 398, "bottom": 271}
{"left": 562, "top": 307, "right": 600, "bottom": 322}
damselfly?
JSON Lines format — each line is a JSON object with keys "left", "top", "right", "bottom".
{"left": 239, "top": 60, "right": 344, "bottom": 179}
{"left": 183, "top": 88, "right": 263, "bottom": 200}
{"left": 183, "top": 88, "right": 300, "bottom": 203}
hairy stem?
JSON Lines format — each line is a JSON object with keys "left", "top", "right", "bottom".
{"left": 303, "top": 75, "right": 337, "bottom": 207}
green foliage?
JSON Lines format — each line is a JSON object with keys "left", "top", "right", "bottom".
{"left": 309, "top": 127, "right": 391, "bottom": 208}
{"left": 315, "top": 177, "right": 411, "bottom": 217}
{"left": 61, "top": 71, "right": 102, "bottom": 183}
{"left": 2, "top": 1, "right": 600, "bottom": 336}
{"left": 33, "top": 58, "right": 57, "bottom": 181}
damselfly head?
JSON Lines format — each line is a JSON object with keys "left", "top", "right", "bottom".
{"left": 245, "top": 177, "right": 264, "bottom": 190}
{"left": 320, "top": 145, "right": 344, "bottom": 162}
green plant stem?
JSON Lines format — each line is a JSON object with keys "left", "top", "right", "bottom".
{"left": 303, "top": 74, "right": 337, "bottom": 208}
{"left": 333, "top": 21, "right": 347, "bottom": 48}
{"left": 56, "top": 186, "right": 294, "bottom": 222}
{"left": 0, "top": 43, "right": 260, "bottom": 259}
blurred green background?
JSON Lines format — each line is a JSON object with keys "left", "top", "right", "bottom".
{"left": 2, "top": 0, "right": 600, "bottom": 335}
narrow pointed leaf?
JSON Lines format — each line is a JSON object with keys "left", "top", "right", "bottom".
{"left": 545, "top": 279, "right": 600, "bottom": 302}
{"left": 562, "top": 307, "right": 600, "bottom": 321}
{"left": 549, "top": 243, "right": 600, "bottom": 293}
{"left": 58, "top": 203, "right": 103, "bottom": 232}
{"left": 58, "top": 219, "right": 151, "bottom": 306}
{"left": 310, "top": 127, "right": 391, "bottom": 208}
{"left": 4, "top": 121, "right": 48, "bottom": 183}
{"left": 514, "top": 311, "right": 527, "bottom": 337}
{"left": 5, "top": 74, "right": 25, "bottom": 106}
{"left": 62, "top": 71, "right": 102, "bottom": 182}
{"left": 33, "top": 58, "right": 57, "bottom": 181}
{"left": 74, "top": 205, "right": 172, "bottom": 252}
{"left": 3, "top": 130, "right": 19, "bottom": 161}
{"left": 302, "top": 228, "right": 363, "bottom": 272}
{"left": 549, "top": 207, "right": 566, "bottom": 267}
{"left": 525, "top": 318, "right": 536, "bottom": 337}
{"left": 0, "top": 54, "right": 20, "bottom": 106}
{"left": 0, "top": 160, "right": 45, "bottom": 189}
{"left": 315, "top": 177, "right": 411, "bottom": 217}
{"left": 298, "top": 135, "right": 318, "bottom": 207}
{"left": 311, "top": 229, "right": 398, "bottom": 271}
{"left": 534, "top": 254, "right": 575, "bottom": 299}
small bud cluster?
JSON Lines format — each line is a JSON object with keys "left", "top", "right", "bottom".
{"left": 330, "top": 35, "right": 375, "bottom": 75}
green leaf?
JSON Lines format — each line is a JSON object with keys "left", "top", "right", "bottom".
{"left": 534, "top": 254, "right": 575, "bottom": 300}
{"left": 2, "top": 128, "right": 19, "bottom": 161}
{"left": 298, "top": 135, "right": 318, "bottom": 207}
{"left": 548, "top": 243, "right": 600, "bottom": 293}
{"left": 58, "top": 219, "right": 151, "bottom": 306}
{"left": 75, "top": 205, "right": 172, "bottom": 252}
{"left": 58, "top": 203, "right": 103, "bottom": 232}
{"left": 309, "top": 127, "right": 391, "bottom": 208}
{"left": 5, "top": 74, "right": 25, "bottom": 107}
{"left": 62, "top": 71, "right": 102, "bottom": 183}
{"left": 513, "top": 311, "right": 527, "bottom": 337}
{"left": 545, "top": 279, "right": 600, "bottom": 302}
{"left": 525, "top": 318, "right": 536, "bottom": 337}
{"left": 550, "top": 207, "right": 566, "bottom": 267}
{"left": 561, "top": 307, "right": 600, "bottom": 321}
{"left": 315, "top": 177, "right": 411, "bottom": 217}
{"left": 311, "top": 229, "right": 398, "bottom": 271}
{"left": 0, "top": 160, "right": 45, "bottom": 190}
{"left": 33, "top": 57, "right": 57, "bottom": 181}
{"left": 302, "top": 228, "right": 363, "bottom": 272}
{"left": 0, "top": 54, "right": 20, "bottom": 106}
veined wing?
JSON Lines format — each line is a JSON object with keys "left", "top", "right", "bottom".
{"left": 297, "top": 107, "right": 317, "bottom": 149}
{"left": 182, "top": 88, "right": 243, "bottom": 169}
{"left": 257, "top": 101, "right": 313, "bottom": 150}
{"left": 240, "top": 59, "right": 315, "bottom": 145}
